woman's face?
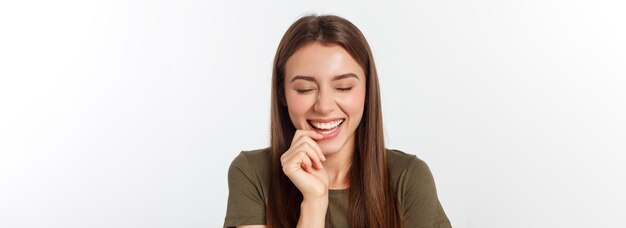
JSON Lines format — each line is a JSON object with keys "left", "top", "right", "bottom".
{"left": 284, "top": 42, "right": 366, "bottom": 155}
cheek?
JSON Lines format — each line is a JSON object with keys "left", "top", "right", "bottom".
{"left": 285, "top": 92, "right": 313, "bottom": 126}
{"left": 338, "top": 87, "right": 366, "bottom": 120}
{"left": 286, "top": 93, "right": 310, "bottom": 114}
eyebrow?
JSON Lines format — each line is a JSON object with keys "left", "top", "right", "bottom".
{"left": 290, "top": 73, "right": 359, "bottom": 83}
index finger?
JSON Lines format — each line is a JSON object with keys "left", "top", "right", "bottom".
{"left": 292, "top": 129, "right": 324, "bottom": 146}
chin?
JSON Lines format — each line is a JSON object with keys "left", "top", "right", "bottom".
{"left": 318, "top": 138, "right": 348, "bottom": 155}
{"left": 319, "top": 145, "right": 340, "bottom": 155}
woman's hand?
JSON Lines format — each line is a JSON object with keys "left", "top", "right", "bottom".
{"left": 280, "top": 130, "right": 330, "bottom": 200}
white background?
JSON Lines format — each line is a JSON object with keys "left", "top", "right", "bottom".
{"left": 1, "top": 0, "right": 625, "bottom": 227}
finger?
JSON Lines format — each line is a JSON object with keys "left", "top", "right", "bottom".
{"left": 281, "top": 147, "right": 299, "bottom": 167}
{"left": 281, "top": 148, "right": 310, "bottom": 174}
{"left": 291, "top": 133, "right": 323, "bottom": 161}
{"left": 292, "top": 130, "right": 324, "bottom": 146}
{"left": 281, "top": 144, "right": 320, "bottom": 170}
{"left": 301, "top": 142, "right": 324, "bottom": 169}
{"left": 291, "top": 132, "right": 324, "bottom": 162}
{"left": 302, "top": 136, "right": 325, "bottom": 162}
{"left": 289, "top": 142, "right": 322, "bottom": 170}
{"left": 280, "top": 151, "right": 289, "bottom": 165}
{"left": 299, "top": 151, "right": 314, "bottom": 173}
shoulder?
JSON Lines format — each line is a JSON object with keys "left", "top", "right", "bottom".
{"left": 386, "top": 149, "right": 451, "bottom": 227}
{"left": 386, "top": 148, "right": 429, "bottom": 172}
{"left": 231, "top": 147, "right": 270, "bottom": 165}
{"left": 386, "top": 148, "right": 434, "bottom": 186}
{"left": 229, "top": 147, "right": 270, "bottom": 178}
{"left": 225, "top": 148, "right": 271, "bottom": 227}
{"left": 226, "top": 147, "right": 271, "bottom": 202}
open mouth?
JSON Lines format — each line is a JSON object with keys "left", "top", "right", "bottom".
{"left": 307, "top": 118, "right": 345, "bottom": 135}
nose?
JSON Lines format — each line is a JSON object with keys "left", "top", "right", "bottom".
{"left": 313, "top": 88, "right": 335, "bottom": 114}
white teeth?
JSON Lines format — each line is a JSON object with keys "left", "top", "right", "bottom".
{"left": 309, "top": 119, "right": 344, "bottom": 130}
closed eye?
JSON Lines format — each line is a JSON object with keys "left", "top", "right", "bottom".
{"left": 296, "top": 89, "right": 314, "bottom": 94}
{"left": 337, "top": 87, "right": 353, "bottom": 91}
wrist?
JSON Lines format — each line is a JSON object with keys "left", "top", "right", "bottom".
{"left": 303, "top": 187, "right": 329, "bottom": 201}
{"left": 301, "top": 196, "right": 328, "bottom": 208}
{"left": 297, "top": 197, "right": 328, "bottom": 228}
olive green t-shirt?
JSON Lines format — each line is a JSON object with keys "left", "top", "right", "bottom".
{"left": 224, "top": 148, "right": 451, "bottom": 228}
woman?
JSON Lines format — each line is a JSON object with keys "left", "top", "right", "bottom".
{"left": 224, "top": 14, "right": 451, "bottom": 228}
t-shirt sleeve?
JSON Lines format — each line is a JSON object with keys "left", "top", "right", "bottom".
{"left": 223, "top": 152, "right": 266, "bottom": 228}
{"left": 401, "top": 157, "right": 452, "bottom": 228}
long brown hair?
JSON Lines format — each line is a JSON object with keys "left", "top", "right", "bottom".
{"left": 267, "top": 14, "right": 402, "bottom": 228}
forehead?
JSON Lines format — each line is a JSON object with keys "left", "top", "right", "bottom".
{"left": 285, "top": 43, "right": 364, "bottom": 81}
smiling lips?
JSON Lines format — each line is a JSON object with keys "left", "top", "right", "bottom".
{"left": 308, "top": 118, "right": 345, "bottom": 135}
